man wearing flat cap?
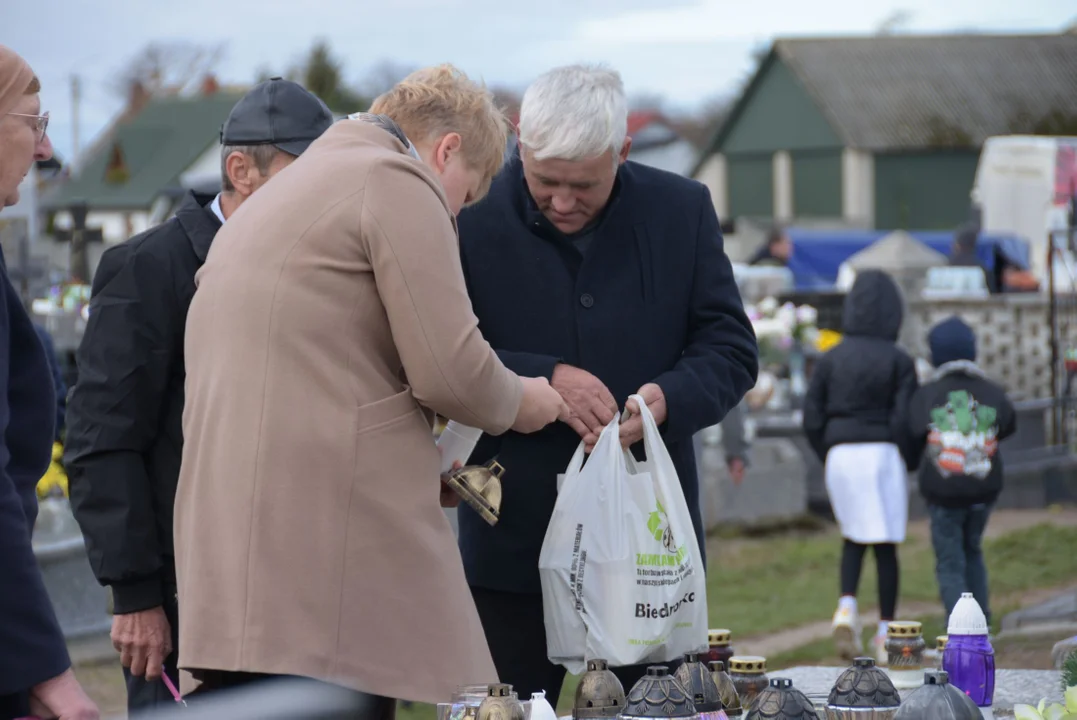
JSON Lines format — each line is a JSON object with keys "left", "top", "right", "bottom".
{"left": 65, "top": 77, "right": 333, "bottom": 714}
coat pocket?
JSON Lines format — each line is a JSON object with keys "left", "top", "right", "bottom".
{"left": 356, "top": 389, "right": 419, "bottom": 434}
{"left": 633, "top": 223, "right": 655, "bottom": 303}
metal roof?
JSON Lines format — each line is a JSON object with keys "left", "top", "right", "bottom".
{"left": 697, "top": 32, "right": 1077, "bottom": 172}
{"left": 774, "top": 33, "right": 1077, "bottom": 151}
{"left": 44, "top": 91, "right": 245, "bottom": 211}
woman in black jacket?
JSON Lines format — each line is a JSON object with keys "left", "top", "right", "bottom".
{"left": 803, "top": 269, "right": 919, "bottom": 665}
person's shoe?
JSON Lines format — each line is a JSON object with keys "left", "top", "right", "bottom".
{"left": 832, "top": 604, "right": 862, "bottom": 660}
{"left": 873, "top": 634, "right": 888, "bottom": 666}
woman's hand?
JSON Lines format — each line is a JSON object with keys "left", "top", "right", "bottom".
{"left": 512, "top": 376, "right": 569, "bottom": 434}
{"left": 440, "top": 460, "right": 463, "bottom": 508}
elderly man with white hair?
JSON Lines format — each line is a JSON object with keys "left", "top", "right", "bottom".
{"left": 456, "top": 63, "right": 758, "bottom": 696}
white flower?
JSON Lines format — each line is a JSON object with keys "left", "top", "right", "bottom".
{"left": 796, "top": 304, "right": 818, "bottom": 325}
{"left": 752, "top": 317, "right": 791, "bottom": 340}
{"left": 758, "top": 296, "right": 779, "bottom": 315}
{"left": 776, "top": 303, "right": 797, "bottom": 331}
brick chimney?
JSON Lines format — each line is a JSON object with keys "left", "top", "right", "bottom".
{"left": 123, "top": 80, "right": 151, "bottom": 120}
{"left": 201, "top": 74, "right": 220, "bottom": 96}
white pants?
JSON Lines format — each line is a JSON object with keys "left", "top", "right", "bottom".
{"left": 825, "top": 442, "right": 908, "bottom": 544}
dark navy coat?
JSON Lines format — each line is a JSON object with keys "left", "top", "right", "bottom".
{"left": 457, "top": 157, "right": 758, "bottom": 594}
{"left": 0, "top": 250, "right": 70, "bottom": 700}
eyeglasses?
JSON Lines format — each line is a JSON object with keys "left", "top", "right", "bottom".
{"left": 7, "top": 111, "right": 49, "bottom": 142}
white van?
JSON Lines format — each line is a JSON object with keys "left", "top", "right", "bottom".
{"left": 971, "top": 135, "right": 1077, "bottom": 289}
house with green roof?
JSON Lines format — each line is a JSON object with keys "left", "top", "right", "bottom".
{"left": 693, "top": 32, "right": 1077, "bottom": 235}
{"left": 44, "top": 86, "right": 247, "bottom": 248}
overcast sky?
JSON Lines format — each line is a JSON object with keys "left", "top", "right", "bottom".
{"left": 4, "top": 0, "right": 1075, "bottom": 162}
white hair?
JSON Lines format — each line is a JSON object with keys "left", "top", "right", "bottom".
{"left": 518, "top": 64, "right": 628, "bottom": 162}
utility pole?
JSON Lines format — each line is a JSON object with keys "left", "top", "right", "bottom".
{"left": 71, "top": 74, "right": 81, "bottom": 166}
{"left": 69, "top": 201, "right": 90, "bottom": 285}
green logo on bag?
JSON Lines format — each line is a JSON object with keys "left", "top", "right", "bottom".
{"left": 638, "top": 499, "right": 687, "bottom": 566}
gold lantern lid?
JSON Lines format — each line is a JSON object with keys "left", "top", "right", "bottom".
{"left": 728, "top": 656, "right": 766, "bottom": 674}
{"left": 708, "top": 629, "right": 732, "bottom": 645}
{"left": 886, "top": 621, "right": 923, "bottom": 638}
{"left": 478, "top": 684, "right": 524, "bottom": 720}
{"left": 936, "top": 635, "right": 949, "bottom": 651}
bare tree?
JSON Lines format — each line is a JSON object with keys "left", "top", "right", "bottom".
{"left": 359, "top": 60, "right": 418, "bottom": 100}
{"left": 676, "top": 94, "right": 734, "bottom": 149}
{"left": 876, "top": 9, "right": 914, "bottom": 35}
{"left": 629, "top": 92, "right": 666, "bottom": 112}
{"left": 490, "top": 86, "right": 523, "bottom": 121}
{"left": 110, "top": 41, "right": 226, "bottom": 99}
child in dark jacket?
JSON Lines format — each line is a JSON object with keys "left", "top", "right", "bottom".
{"left": 907, "top": 316, "right": 1016, "bottom": 624}
{"left": 803, "top": 269, "right": 920, "bottom": 663}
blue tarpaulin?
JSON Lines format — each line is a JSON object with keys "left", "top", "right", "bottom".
{"left": 783, "top": 229, "right": 1031, "bottom": 290}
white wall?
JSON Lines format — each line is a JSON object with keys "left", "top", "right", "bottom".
{"left": 5, "top": 166, "right": 40, "bottom": 241}
{"left": 694, "top": 153, "right": 728, "bottom": 220}
{"left": 630, "top": 139, "right": 699, "bottom": 177}
{"left": 773, "top": 151, "right": 793, "bottom": 221}
{"left": 842, "top": 148, "right": 875, "bottom": 228}
{"left": 179, "top": 144, "right": 221, "bottom": 190}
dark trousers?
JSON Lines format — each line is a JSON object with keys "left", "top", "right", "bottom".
{"left": 471, "top": 587, "right": 678, "bottom": 700}
{"left": 124, "top": 582, "right": 181, "bottom": 716}
{"left": 839, "top": 540, "right": 900, "bottom": 620}
{"left": 0, "top": 692, "right": 30, "bottom": 720}
{"left": 929, "top": 503, "right": 992, "bottom": 624}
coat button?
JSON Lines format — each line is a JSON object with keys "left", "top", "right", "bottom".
{"left": 580, "top": 293, "right": 594, "bottom": 308}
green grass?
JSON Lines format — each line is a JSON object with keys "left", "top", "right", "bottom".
{"left": 397, "top": 522, "right": 1077, "bottom": 720}
{"left": 707, "top": 522, "right": 1077, "bottom": 637}
{"left": 766, "top": 616, "right": 949, "bottom": 670}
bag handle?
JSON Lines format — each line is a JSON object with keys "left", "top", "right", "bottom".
{"left": 564, "top": 412, "right": 622, "bottom": 476}
{"left": 626, "top": 393, "right": 663, "bottom": 456}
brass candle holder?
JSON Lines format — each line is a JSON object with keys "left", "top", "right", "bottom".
{"left": 446, "top": 460, "right": 505, "bottom": 526}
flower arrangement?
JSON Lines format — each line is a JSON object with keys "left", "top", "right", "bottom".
{"left": 745, "top": 297, "right": 822, "bottom": 368}
{"left": 1014, "top": 685, "right": 1076, "bottom": 720}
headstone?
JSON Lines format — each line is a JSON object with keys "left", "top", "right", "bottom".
{"left": 698, "top": 435, "right": 808, "bottom": 529}
{"left": 775, "top": 666, "right": 1063, "bottom": 714}
{"left": 32, "top": 499, "right": 112, "bottom": 640}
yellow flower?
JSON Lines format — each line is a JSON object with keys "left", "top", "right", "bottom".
{"left": 36, "top": 442, "right": 69, "bottom": 499}
{"left": 815, "top": 329, "right": 843, "bottom": 353}
{"left": 1013, "top": 686, "right": 1077, "bottom": 720}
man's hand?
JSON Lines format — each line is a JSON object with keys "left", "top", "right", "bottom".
{"left": 112, "top": 605, "right": 172, "bottom": 680}
{"left": 619, "top": 383, "right": 667, "bottom": 449}
{"left": 440, "top": 460, "right": 464, "bottom": 508}
{"left": 727, "top": 457, "right": 746, "bottom": 485}
{"left": 552, "top": 364, "right": 618, "bottom": 447}
{"left": 29, "top": 668, "right": 100, "bottom": 720}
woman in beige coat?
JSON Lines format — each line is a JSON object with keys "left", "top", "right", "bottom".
{"left": 174, "top": 65, "right": 566, "bottom": 708}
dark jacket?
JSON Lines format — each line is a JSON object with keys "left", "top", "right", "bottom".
{"left": 0, "top": 250, "right": 70, "bottom": 695}
{"left": 949, "top": 249, "right": 997, "bottom": 293}
{"left": 33, "top": 323, "right": 66, "bottom": 441}
{"left": 456, "top": 156, "right": 758, "bottom": 594}
{"left": 907, "top": 319, "right": 1016, "bottom": 507}
{"left": 803, "top": 269, "right": 919, "bottom": 466}
{"left": 748, "top": 246, "right": 785, "bottom": 267}
{"left": 66, "top": 192, "right": 221, "bottom": 614}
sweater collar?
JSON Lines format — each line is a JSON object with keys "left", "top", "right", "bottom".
{"left": 932, "top": 359, "right": 987, "bottom": 381}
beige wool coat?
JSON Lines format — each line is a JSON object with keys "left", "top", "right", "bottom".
{"left": 174, "top": 120, "right": 523, "bottom": 702}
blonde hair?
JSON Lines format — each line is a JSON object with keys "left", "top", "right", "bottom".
{"left": 370, "top": 64, "right": 508, "bottom": 200}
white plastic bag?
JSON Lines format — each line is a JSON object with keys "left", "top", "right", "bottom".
{"left": 539, "top": 395, "right": 708, "bottom": 674}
